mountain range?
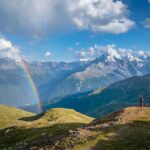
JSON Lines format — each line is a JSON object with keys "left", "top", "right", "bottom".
{"left": 0, "top": 48, "right": 150, "bottom": 109}
{"left": 46, "top": 74, "right": 150, "bottom": 118}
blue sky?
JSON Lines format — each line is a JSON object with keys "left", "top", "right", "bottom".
{"left": 0, "top": 0, "right": 150, "bottom": 62}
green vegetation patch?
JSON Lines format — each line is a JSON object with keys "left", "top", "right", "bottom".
{"left": 0, "top": 123, "right": 83, "bottom": 149}
{"left": 76, "top": 120, "right": 150, "bottom": 150}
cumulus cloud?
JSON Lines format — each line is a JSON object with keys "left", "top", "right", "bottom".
{"left": 0, "top": 38, "right": 20, "bottom": 59}
{"left": 0, "top": 0, "right": 134, "bottom": 36}
{"left": 143, "top": 18, "right": 150, "bottom": 29}
{"left": 69, "top": 0, "right": 134, "bottom": 34}
{"left": 45, "top": 51, "right": 52, "bottom": 57}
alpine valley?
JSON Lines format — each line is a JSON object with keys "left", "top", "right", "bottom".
{"left": 0, "top": 47, "right": 150, "bottom": 111}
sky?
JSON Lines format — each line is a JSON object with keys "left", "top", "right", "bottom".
{"left": 0, "top": 0, "right": 150, "bottom": 62}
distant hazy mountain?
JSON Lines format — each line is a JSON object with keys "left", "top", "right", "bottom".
{"left": 0, "top": 58, "right": 37, "bottom": 107}
{"left": 48, "top": 74, "right": 150, "bottom": 117}
{"left": 0, "top": 57, "right": 89, "bottom": 107}
{"left": 0, "top": 48, "right": 150, "bottom": 109}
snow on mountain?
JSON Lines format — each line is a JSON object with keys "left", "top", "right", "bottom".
{"left": 76, "top": 44, "right": 150, "bottom": 64}
{"left": 50, "top": 45, "right": 150, "bottom": 98}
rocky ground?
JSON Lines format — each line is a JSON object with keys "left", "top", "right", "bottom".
{"left": 6, "top": 106, "right": 150, "bottom": 150}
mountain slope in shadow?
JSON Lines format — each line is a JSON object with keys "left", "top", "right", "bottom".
{"left": 48, "top": 74, "right": 150, "bottom": 118}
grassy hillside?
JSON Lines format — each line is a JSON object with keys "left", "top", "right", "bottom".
{"left": 0, "top": 105, "right": 94, "bottom": 149}
{"left": 1, "top": 106, "right": 150, "bottom": 149}
{"left": 0, "top": 106, "right": 150, "bottom": 150}
{"left": 41, "top": 107, "right": 150, "bottom": 150}
{"left": 39, "top": 108, "right": 93, "bottom": 124}
{"left": 0, "top": 104, "right": 35, "bottom": 128}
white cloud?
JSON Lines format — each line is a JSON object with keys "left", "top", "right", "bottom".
{"left": 75, "top": 44, "right": 110, "bottom": 61}
{"left": 69, "top": 0, "right": 134, "bottom": 34}
{"left": 0, "top": 38, "right": 20, "bottom": 59}
{"left": 76, "top": 50, "right": 86, "bottom": 58}
{"left": 0, "top": 0, "right": 134, "bottom": 36}
{"left": 143, "top": 18, "right": 150, "bottom": 29}
{"left": 148, "top": 0, "right": 150, "bottom": 3}
{"left": 45, "top": 51, "right": 52, "bottom": 57}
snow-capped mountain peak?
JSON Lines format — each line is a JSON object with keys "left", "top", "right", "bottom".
{"left": 76, "top": 45, "right": 150, "bottom": 64}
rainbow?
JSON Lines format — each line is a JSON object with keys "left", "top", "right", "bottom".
{"left": 18, "top": 59, "right": 42, "bottom": 113}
